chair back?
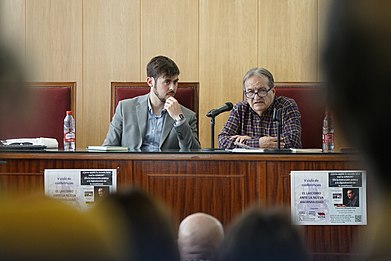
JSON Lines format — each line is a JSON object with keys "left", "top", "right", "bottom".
{"left": 274, "top": 82, "right": 326, "bottom": 148}
{"left": 0, "top": 82, "right": 76, "bottom": 149}
{"left": 111, "top": 82, "right": 199, "bottom": 129}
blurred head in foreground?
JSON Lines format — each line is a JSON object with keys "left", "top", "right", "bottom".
{"left": 322, "top": 0, "right": 391, "bottom": 185}
{"left": 0, "top": 195, "right": 125, "bottom": 261}
{"left": 0, "top": 41, "right": 28, "bottom": 139}
{"left": 178, "top": 212, "right": 224, "bottom": 261}
{"left": 217, "top": 206, "right": 308, "bottom": 261}
{"left": 93, "top": 188, "right": 180, "bottom": 261}
{"left": 322, "top": 0, "right": 391, "bottom": 259}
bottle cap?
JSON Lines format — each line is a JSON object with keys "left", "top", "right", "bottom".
{"left": 66, "top": 111, "right": 72, "bottom": 115}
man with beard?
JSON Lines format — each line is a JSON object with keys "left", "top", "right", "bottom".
{"left": 103, "top": 55, "right": 200, "bottom": 151}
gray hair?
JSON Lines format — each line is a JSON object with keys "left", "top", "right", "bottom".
{"left": 242, "top": 67, "right": 275, "bottom": 90}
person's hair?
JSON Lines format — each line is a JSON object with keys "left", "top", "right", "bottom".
{"left": 96, "top": 188, "right": 180, "bottom": 261}
{"left": 146, "top": 55, "right": 180, "bottom": 80}
{"left": 242, "top": 67, "right": 274, "bottom": 90}
{"left": 217, "top": 206, "right": 308, "bottom": 261}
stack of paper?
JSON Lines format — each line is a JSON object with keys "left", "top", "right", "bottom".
{"left": 87, "top": 146, "right": 129, "bottom": 151}
{"left": 1, "top": 137, "right": 58, "bottom": 148}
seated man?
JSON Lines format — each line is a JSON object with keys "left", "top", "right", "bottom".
{"left": 218, "top": 67, "right": 301, "bottom": 149}
{"left": 103, "top": 55, "right": 201, "bottom": 151}
{"left": 178, "top": 212, "right": 224, "bottom": 261}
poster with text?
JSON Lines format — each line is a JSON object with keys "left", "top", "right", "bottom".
{"left": 290, "top": 170, "right": 366, "bottom": 225}
{"left": 44, "top": 169, "right": 117, "bottom": 211}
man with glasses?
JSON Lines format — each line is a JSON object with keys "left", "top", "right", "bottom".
{"left": 218, "top": 67, "right": 301, "bottom": 149}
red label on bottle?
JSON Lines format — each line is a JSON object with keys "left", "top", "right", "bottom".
{"left": 64, "top": 132, "right": 75, "bottom": 142}
{"left": 322, "top": 133, "right": 334, "bottom": 143}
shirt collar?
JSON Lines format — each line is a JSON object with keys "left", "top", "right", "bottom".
{"left": 147, "top": 97, "right": 166, "bottom": 116}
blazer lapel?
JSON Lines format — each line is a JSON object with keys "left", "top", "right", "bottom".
{"left": 137, "top": 95, "right": 148, "bottom": 140}
{"left": 160, "top": 114, "right": 174, "bottom": 147}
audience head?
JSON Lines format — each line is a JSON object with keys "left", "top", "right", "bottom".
{"left": 147, "top": 55, "right": 180, "bottom": 80}
{"left": 0, "top": 194, "right": 125, "bottom": 261}
{"left": 322, "top": 0, "right": 391, "bottom": 184}
{"left": 217, "top": 206, "right": 308, "bottom": 261}
{"left": 178, "top": 212, "right": 224, "bottom": 261}
{"left": 93, "top": 187, "right": 180, "bottom": 261}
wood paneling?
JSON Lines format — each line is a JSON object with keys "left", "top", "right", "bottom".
{"left": 25, "top": 0, "right": 82, "bottom": 82}
{"left": 258, "top": 0, "right": 318, "bottom": 82}
{"left": 82, "top": 0, "right": 141, "bottom": 148}
{"left": 141, "top": 0, "right": 198, "bottom": 81}
{"left": 199, "top": 0, "right": 258, "bottom": 148}
{"left": 133, "top": 159, "right": 260, "bottom": 225}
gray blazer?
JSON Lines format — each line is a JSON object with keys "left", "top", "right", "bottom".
{"left": 103, "top": 94, "right": 201, "bottom": 150}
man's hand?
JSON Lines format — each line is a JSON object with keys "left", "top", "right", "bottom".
{"left": 164, "top": 96, "right": 183, "bottom": 121}
{"left": 259, "top": 136, "right": 285, "bottom": 149}
{"left": 230, "top": 135, "right": 251, "bottom": 144}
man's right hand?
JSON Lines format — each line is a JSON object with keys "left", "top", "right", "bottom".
{"left": 259, "top": 136, "right": 285, "bottom": 149}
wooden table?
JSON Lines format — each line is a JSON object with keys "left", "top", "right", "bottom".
{"left": 0, "top": 150, "right": 367, "bottom": 260}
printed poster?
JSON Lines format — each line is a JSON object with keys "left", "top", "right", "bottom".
{"left": 44, "top": 169, "right": 117, "bottom": 211}
{"left": 291, "top": 170, "right": 367, "bottom": 225}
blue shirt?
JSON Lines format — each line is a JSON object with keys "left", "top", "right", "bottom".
{"left": 140, "top": 99, "right": 167, "bottom": 151}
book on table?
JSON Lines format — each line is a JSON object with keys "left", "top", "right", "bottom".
{"left": 87, "top": 146, "right": 129, "bottom": 151}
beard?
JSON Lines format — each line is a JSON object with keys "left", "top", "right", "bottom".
{"left": 152, "top": 82, "right": 175, "bottom": 103}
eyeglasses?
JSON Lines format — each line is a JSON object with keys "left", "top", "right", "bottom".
{"left": 244, "top": 88, "right": 272, "bottom": 99}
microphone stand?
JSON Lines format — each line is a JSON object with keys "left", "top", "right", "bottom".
{"left": 210, "top": 116, "right": 216, "bottom": 149}
{"left": 277, "top": 114, "right": 281, "bottom": 150}
{"left": 202, "top": 116, "right": 221, "bottom": 152}
{"left": 263, "top": 108, "right": 291, "bottom": 153}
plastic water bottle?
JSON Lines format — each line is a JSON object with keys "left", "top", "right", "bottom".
{"left": 322, "top": 111, "right": 334, "bottom": 152}
{"left": 64, "top": 111, "right": 76, "bottom": 150}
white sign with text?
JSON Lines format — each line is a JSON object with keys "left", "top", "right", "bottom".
{"left": 291, "top": 170, "right": 367, "bottom": 225}
{"left": 44, "top": 169, "right": 117, "bottom": 210}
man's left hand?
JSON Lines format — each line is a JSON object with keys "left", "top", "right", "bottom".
{"left": 164, "top": 96, "right": 183, "bottom": 121}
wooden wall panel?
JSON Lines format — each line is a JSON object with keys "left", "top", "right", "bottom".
{"left": 141, "top": 0, "right": 198, "bottom": 81}
{"left": 199, "top": 0, "right": 258, "bottom": 148}
{"left": 25, "top": 0, "right": 82, "bottom": 82}
{"left": 258, "top": 0, "right": 318, "bottom": 82}
{"left": 132, "top": 159, "right": 261, "bottom": 226}
{"left": 83, "top": 0, "right": 140, "bottom": 148}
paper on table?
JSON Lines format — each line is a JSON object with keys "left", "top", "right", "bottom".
{"left": 231, "top": 148, "right": 265, "bottom": 153}
{"left": 290, "top": 148, "right": 323, "bottom": 153}
{"left": 1, "top": 137, "right": 58, "bottom": 148}
{"left": 87, "top": 146, "right": 129, "bottom": 151}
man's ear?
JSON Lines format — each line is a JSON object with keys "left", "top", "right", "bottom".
{"left": 146, "top": 77, "right": 155, "bottom": 87}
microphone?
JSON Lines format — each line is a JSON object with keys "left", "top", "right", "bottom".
{"left": 206, "top": 102, "right": 233, "bottom": 117}
{"left": 273, "top": 108, "right": 282, "bottom": 122}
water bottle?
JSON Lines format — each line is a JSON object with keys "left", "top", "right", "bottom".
{"left": 64, "top": 111, "right": 76, "bottom": 150}
{"left": 322, "top": 111, "right": 334, "bottom": 152}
